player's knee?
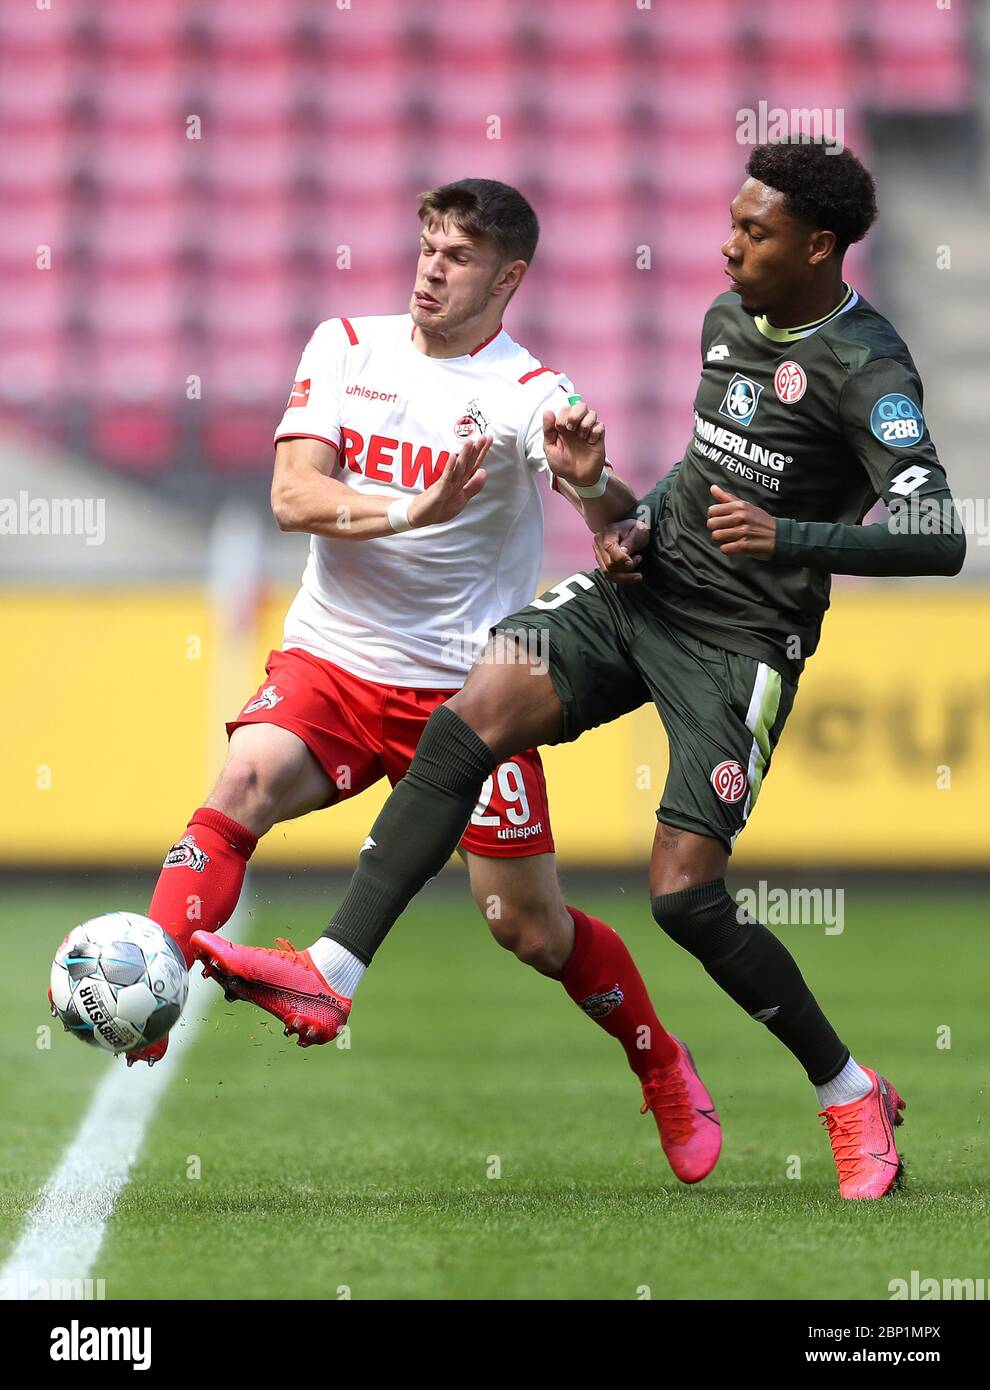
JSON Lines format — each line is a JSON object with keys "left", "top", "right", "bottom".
{"left": 446, "top": 681, "right": 501, "bottom": 751}
{"left": 651, "top": 880, "right": 745, "bottom": 963}
{"left": 447, "top": 664, "right": 530, "bottom": 763}
{"left": 482, "top": 897, "right": 563, "bottom": 972}
{"left": 212, "top": 757, "right": 280, "bottom": 834}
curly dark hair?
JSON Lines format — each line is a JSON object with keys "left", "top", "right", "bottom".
{"left": 746, "top": 140, "right": 877, "bottom": 252}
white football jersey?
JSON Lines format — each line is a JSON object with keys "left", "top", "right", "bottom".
{"left": 273, "top": 313, "right": 577, "bottom": 687}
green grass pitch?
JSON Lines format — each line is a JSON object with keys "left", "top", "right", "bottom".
{"left": 2, "top": 879, "right": 988, "bottom": 1300}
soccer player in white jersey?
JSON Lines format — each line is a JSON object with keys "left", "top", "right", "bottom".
{"left": 139, "top": 180, "right": 722, "bottom": 1184}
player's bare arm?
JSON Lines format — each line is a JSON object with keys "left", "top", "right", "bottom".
{"left": 593, "top": 517, "right": 650, "bottom": 583}
{"left": 705, "top": 484, "right": 776, "bottom": 559}
{"left": 543, "top": 400, "right": 639, "bottom": 527}
{"left": 271, "top": 432, "right": 492, "bottom": 540}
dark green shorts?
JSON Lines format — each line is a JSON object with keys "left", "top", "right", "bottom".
{"left": 492, "top": 571, "right": 796, "bottom": 853}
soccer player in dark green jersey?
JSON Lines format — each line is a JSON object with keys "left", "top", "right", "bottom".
{"left": 195, "top": 140, "right": 965, "bottom": 1200}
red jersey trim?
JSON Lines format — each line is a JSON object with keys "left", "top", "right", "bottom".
{"left": 470, "top": 325, "right": 503, "bottom": 356}
{"left": 341, "top": 317, "right": 359, "bottom": 345}
{"left": 407, "top": 323, "right": 505, "bottom": 356}
{"left": 519, "top": 366, "right": 561, "bottom": 385}
{"left": 274, "top": 433, "right": 340, "bottom": 451}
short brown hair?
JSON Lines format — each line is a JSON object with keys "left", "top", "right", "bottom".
{"left": 417, "top": 178, "right": 539, "bottom": 265}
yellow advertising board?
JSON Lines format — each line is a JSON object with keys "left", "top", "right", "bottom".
{"left": 2, "top": 587, "right": 987, "bottom": 868}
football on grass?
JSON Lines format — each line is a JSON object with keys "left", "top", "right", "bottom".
{"left": 49, "top": 912, "right": 188, "bottom": 1053}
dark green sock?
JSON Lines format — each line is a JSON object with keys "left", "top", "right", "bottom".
{"left": 323, "top": 705, "right": 497, "bottom": 963}
{"left": 652, "top": 880, "right": 849, "bottom": 1085}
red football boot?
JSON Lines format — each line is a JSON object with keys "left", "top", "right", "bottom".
{"left": 124, "top": 1036, "right": 169, "bottom": 1067}
{"left": 640, "top": 1037, "right": 722, "bottom": 1184}
{"left": 191, "top": 932, "right": 350, "bottom": 1046}
{"left": 820, "top": 1067, "right": 906, "bottom": 1199}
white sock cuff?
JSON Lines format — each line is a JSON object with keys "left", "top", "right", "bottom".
{"left": 308, "top": 936, "right": 366, "bottom": 999}
{"left": 815, "top": 1055, "right": 872, "bottom": 1109}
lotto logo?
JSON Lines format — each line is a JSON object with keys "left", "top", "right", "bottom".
{"left": 710, "top": 759, "right": 748, "bottom": 804}
{"left": 774, "top": 360, "right": 807, "bottom": 403}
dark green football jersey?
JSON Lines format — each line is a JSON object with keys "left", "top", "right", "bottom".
{"left": 635, "top": 286, "right": 963, "bottom": 682}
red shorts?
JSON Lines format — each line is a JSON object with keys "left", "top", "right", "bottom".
{"left": 227, "top": 647, "right": 555, "bottom": 859}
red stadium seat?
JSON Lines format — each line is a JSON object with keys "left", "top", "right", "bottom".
{"left": 0, "top": 0, "right": 966, "bottom": 516}
{"left": 89, "top": 405, "right": 179, "bottom": 476}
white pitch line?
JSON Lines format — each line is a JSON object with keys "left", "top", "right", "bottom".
{"left": 0, "top": 955, "right": 217, "bottom": 1300}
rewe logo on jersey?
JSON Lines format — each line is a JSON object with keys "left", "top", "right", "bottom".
{"left": 718, "top": 373, "right": 763, "bottom": 429}
{"left": 339, "top": 428, "right": 453, "bottom": 489}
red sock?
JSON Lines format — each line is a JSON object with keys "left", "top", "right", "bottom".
{"left": 148, "top": 807, "right": 258, "bottom": 966}
{"left": 557, "top": 906, "right": 679, "bottom": 1078}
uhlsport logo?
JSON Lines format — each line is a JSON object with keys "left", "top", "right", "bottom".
{"left": 163, "top": 834, "right": 209, "bottom": 873}
{"left": 870, "top": 393, "right": 924, "bottom": 447}
{"left": 243, "top": 683, "right": 283, "bottom": 714}
{"left": 579, "top": 984, "right": 625, "bottom": 1019}
{"left": 718, "top": 373, "right": 763, "bottom": 428}
{"left": 711, "top": 759, "right": 748, "bottom": 804}
{"left": 774, "top": 360, "right": 807, "bottom": 403}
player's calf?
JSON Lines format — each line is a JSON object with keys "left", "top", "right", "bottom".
{"left": 651, "top": 878, "right": 849, "bottom": 1086}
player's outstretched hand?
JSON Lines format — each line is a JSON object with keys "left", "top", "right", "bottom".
{"left": 593, "top": 517, "right": 650, "bottom": 584}
{"left": 543, "top": 402, "right": 606, "bottom": 488}
{"left": 706, "top": 484, "right": 776, "bottom": 559}
{"left": 409, "top": 434, "right": 492, "bottom": 529}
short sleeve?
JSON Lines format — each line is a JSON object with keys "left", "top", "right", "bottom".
{"left": 521, "top": 370, "right": 578, "bottom": 473}
{"left": 837, "top": 357, "right": 948, "bottom": 503}
{"left": 273, "top": 319, "right": 348, "bottom": 450}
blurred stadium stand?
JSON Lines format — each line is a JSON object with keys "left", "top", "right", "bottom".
{"left": 0, "top": 0, "right": 983, "bottom": 579}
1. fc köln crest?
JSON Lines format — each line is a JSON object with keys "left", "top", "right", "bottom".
{"left": 243, "top": 684, "right": 283, "bottom": 714}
